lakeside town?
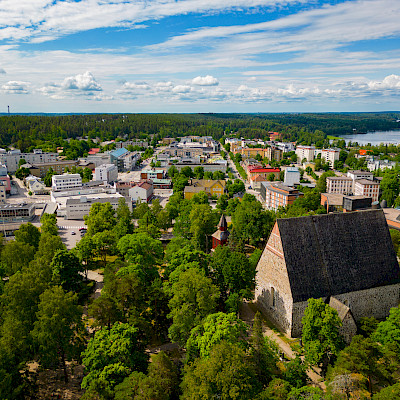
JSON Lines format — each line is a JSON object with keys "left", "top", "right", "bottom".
{"left": 1, "top": 120, "right": 400, "bottom": 399}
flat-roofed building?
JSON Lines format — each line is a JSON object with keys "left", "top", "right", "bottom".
{"left": 265, "top": 146, "right": 283, "bottom": 162}
{"left": 296, "top": 145, "right": 315, "bottom": 162}
{"left": 141, "top": 169, "right": 164, "bottom": 180}
{"left": 0, "top": 149, "right": 58, "bottom": 173}
{"left": 0, "top": 181, "right": 6, "bottom": 203}
{"left": 326, "top": 176, "right": 353, "bottom": 195}
{"left": 321, "top": 148, "right": 340, "bottom": 167}
{"left": 94, "top": 164, "right": 118, "bottom": 183}
{"left": 347, "top": 170, "right": 374, "bottom": 190}
{"left": 52, "top": 173, "right": 82, "bottom": 192}
{"left": 66, "top": 194, "right": 124, "bottom": 220}
{"left": 0, "top": 202, "right": 35, "bottom": 222}
{"left": 29, "top": 160, "right": 79, "bottom": 178}
{"left": 261, "top": 182, "right": 303, "bottom": 211}
{"left": 284, "top": 167, "right": 300, "bottom": 187}
{"left": 354, "top": 179, "right": 380, "bottom": 202}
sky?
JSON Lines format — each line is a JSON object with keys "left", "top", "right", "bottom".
{"left": 0, "top": 0, "right": 400, "bottom": 113}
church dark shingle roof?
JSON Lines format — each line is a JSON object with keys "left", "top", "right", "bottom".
{"left": 277, "top": 209, "right": 400, "bottom": 303}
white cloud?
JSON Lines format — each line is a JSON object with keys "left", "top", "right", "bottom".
{"left": 172, "top": 85, "right": 192, "bottom": 93}
{"left": 368, "top": 74, "right": 400, "bottom": 90}
{"left": 61, "top": 71, "right": 102, "bottom": 91}
{"left": 192, "top": 75, "right": 219, "bottom": 86}
{"left": 1, "top": 81, "right": 29, "bottom": 94}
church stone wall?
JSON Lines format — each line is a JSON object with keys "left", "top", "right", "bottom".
{"left": 291, "top": 283, "right": 400, "bottom": 338}
{"left": 255, "top": 224, "right": 294, "bottom": 335}
{"left": 333, "top": 284, "right": 400, "bottom": 322}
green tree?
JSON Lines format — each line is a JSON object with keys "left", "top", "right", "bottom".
{"left": 302, "top": 298, "right": 344, "bottom": 375}
{"left": 114, "top": 197, "right": 134, "bottom": 238}
{"left": 372, "top": 306, "right": 400, "bottom": 352}
{"left": 40, "top": 212, "right": 58, "bottom": 235}
{"left": 194, "top": 166, "right": 204, "bottom": 179}
{"left": 216, "top": 193, "right": 229, "bottom": 212}
{"left": 92, "top": 230, "right": 117, "bottom": 266}
{"left": 1, "top": 240, "right": 35, "bottom": 276}
{"left": 211, "top": 245, "right": 256, "bottom": 302}
{"left": 43, "top": 167, "right": 56, "bottom": 187}
{"left": 84, "top": 202, "right": 117, "bottom": 236}
{"left": 334, "top": 335, "right": 394, "bottom": 394}
{"left": 32, "top": 286, "right": 84, "bottom": 383}
{"left": 181, "top": 341, "right": 260, "bottom": 400}
{"left": 213, "top": 170, "right": 225, "bottom": 180}
{"left": 114, "top": 351, "right": 179, "bottom": 400}
{"left": 168, "top": 267, "right": 220, "bottom": 345}
{"left": 15, "top": 166, "right": 30, "bottom": 180}
{"left": 186, "top": 312, "right": 248, "bottom": 362}
{"left": 259, "top": 378, "right": 292, "bottom": 400}
{"left": 81, "top": 323, "right": 149, "bottom": 399}
{"left": 51, "top": 249, "right": 84, "bottom": 292}
{"left": 283, "top": 356, "right": 308, "bottom": 388}
{"left": 14, "top": 222, "right": 41, "bottom": 249}
{"left": 380, "top": 172, "right": 400, "bottom": 207}
{"left": 373, "top": 383, "right": 400, "bottom": 400}
{"left": 117, "top": 232, "right": 163, "bottom": 280}
{"left": 34, "top": 232, "right": 65, "bottom": 264}
{"left": 189, "top": 203, "right": 218, "bottom": 252}
{"left": 287, "top": 386, "right": 325, "bottom": 399}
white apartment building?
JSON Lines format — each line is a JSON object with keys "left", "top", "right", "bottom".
{"left": 0, "top": 149, "right": 58, "bottom": 173}
{"left": 284, "top": 167, "right": 300, "bottom": 187}
{"left": 295, "top": 145, "right": 315, "bottom": 162}
{"left": 326, "top": 176, "right": 353, "bottom": 195}
{"left": 354, "top": 179, "right": 380, "bottom": 202}
{"left": 276, "top": 142, "right": 296, "bottom": 153}
{"left": 52, "top": 173, "right": 82, "bottom": 192}
{"left": 129, "top": 182, "right": 153, "bottom": 203}
{"left": 94, "top": 164, "right": 118, "bottom": 183}
{"left": 321, "top": 148, "right": 340, "bottom": 168}
{"left": 65, "top": 194, "right": 124, "bottom": 220}
{"left": 347, "top": 170, "right": 373, "bottom": 190}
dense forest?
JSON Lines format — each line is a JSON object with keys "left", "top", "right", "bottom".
{"left": 0, "top": 113, "right": 399, "bottom": 151}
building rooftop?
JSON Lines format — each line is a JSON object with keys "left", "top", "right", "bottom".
{"left": 356, "top": 179, "right": 379, "bottom": 185}
{"left": 110, "top": 147, "right": 129, "bottom": 158}
{"left": 275, "top": 209, "right": 400, "bottom": 303}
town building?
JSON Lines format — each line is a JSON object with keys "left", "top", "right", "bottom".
{"left": 65, "top": 194, "right": 124, "bottom": 220}
{"left": 116, "top": 140, "right": 149, "bottom": 149}
{"left": 129, "top": 181, "right": 154, "bottom": 203}
{"left": 94, "top": 164, "right": 118, "bottom": 184}
{"left": 141, "top": 169, "right": 164, "bottom": 180}
{"left": 212, "top": 215, "right": 229, "bottom": 249}
{"left": 265, "top": 146, "right": 283, "bottom": 162}
{"left": 110, "top": 148, "right": 130, "bottom": 171}
{"left": 84, "top": 152, "right": 112, "bottom": 167}
{"left": 0, "top": 149, "right": 58, "bottom": 173}
{"left": 295, "top": 145, "right": 315, "bottom": 162}
{"left": 260, "top": 182, "right": 303, "bottom": 211}
{"left": 367, "top": 159, "right": 396, "bottom": 171}
{"left": 247, "top": 166, "right": 280, "bottom": 183}
{"left": 255, "top": 210, "right": 400, "bottom": 339}
{"left": 25, "top": 175, "right": 48, "bottom": 195}
{"left": 52, "top": 173, "right": 82, "bottom": 192}
{"left": 0, "top": 202, "right": 36, "bottom": 223}
{"left": 174, "top": 160, "right": 227, "bottom": 173}
{"left": 347, "top": 170, "right": 374, "bottom": 188}
{"left": 284, "top": 167, "right": 300, "bottom": 187}
{"left": 321, "top": 148, "right": 340, "bottom": 167}
{"left": 354, "top": 179, "right": 380, "bottom": 202}
{"left": 29, "top": 160, "right": 79, "bottom": 178}
{"left": 326, "top": 176, "right": 353, "bottom": 195}
{"left": 115, "top": 182, "right": 135, "bottom": 197}
{"left": 276, "top": 142, "right": 296, "bottom": 153}
{"left": 0, "top": 181, "right": 6, "bottom": 203}
{"left": 0, "top": 163, "right": 7, "bottom": 177}
{"left": 184, "top": 179, "right": 226, "bottom": 200}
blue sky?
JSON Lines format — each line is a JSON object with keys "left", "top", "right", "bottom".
{"left": 0, "top": 0, "right": 399, "bottom": 113}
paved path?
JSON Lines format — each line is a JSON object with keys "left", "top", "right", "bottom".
{"left": 239, "top": 302, "right": 325, "bottom": 389}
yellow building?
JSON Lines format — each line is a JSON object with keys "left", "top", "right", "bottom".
{"left": 184, "top": 179, "right": 226, "bottom": 200}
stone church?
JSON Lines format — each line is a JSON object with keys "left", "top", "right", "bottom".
{"left": 255, "top": 209, "right": 400, "bottom": 340}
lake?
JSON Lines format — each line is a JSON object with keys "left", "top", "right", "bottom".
{"left": 339, "top": 130, "right": 400, "bottom": 145}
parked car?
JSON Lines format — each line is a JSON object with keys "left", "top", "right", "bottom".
{"left": 71, "top": 231, "right": 76, "bottom": 235}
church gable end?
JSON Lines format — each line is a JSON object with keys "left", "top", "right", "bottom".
{"left": 255, "top": 222, "right": 294, "bottom": 334}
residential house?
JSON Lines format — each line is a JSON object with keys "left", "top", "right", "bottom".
{"left": 184, "top": 179, "right": 226, "bottom": 200}
{"left": 129, "top": 181, "right": 154, "bottom": 203}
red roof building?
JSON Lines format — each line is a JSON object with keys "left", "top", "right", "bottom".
{"left": 212, "top": 215, "right": 229, "bottom": 249}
